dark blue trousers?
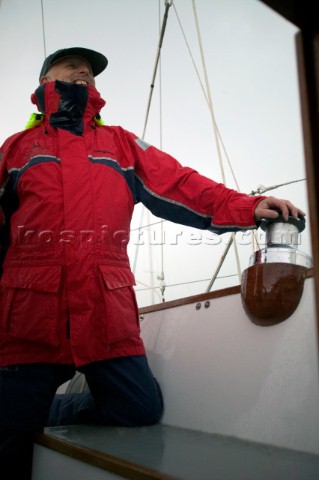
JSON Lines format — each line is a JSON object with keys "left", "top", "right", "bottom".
{"left": 0, "top": 356, "right": 163, "bottom": 480}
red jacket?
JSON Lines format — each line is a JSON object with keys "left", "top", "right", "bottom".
{"left": 0, "top": 81, "right": 264, "bottom": 367}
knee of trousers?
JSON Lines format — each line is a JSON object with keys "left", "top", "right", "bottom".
{"left": 134, "top": 395, "right": 164, "bottom": 426}
{"left": 122, "top": 385, "right": 164, "bottom": 427}
{"left": 98, "top": 387, "right": 164, "bottom": 427}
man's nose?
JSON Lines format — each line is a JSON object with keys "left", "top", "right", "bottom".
{"left": 78, "top": 64, "right": 90, "bottom": 74}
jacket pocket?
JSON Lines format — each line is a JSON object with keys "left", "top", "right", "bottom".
{"left": 98, "top": 265, "right": 140, "bottom": 344}
{"left": 0, "top": 265, "right": 62, "bottom": 346}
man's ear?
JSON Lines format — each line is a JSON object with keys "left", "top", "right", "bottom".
{"left": 40, "top": 76, "right": 48, "bottom": 85}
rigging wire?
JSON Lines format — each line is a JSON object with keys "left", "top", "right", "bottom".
{"left": 133, "top": 2, "right": 307, "bottom": 300}
{"left": 250, "top": 178, "right": 306, "bottom": 196}
{"left": 158, "top": 0, "right": 166, "bottom": 303}
{"left": 172, "top": 4, "right": 307, "bottom": 293}
{"left": 40, "top": 0, "right": 47, "bottom": 58}
{"left": 135, "top": 280, "right": 163, "bottom": 301}
{"left": 131, "top": 219, "right": 165, "bottom": 232}
{"left": 172, "top": 3, "right": 240, "bottom": 191}
{"left": 141, "top": 0, "right": 173, "bottom": 141}
{"left": 133, "top": 1, "right": 172, "bottom": 303}
{"left": 191, "top": 0, "right": 226, "bottom": 185}
{"left": 135, "top": 272, "right": 239, "bottom": 293}
{"left": 191, "top": 0, "right": 242, "bottom": 287}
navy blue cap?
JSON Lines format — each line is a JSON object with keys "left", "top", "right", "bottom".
{"left": 39, "top": 47, "right": 108, "bottom": 80}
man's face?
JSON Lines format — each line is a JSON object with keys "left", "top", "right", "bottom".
{"left": 40, "top": 55, "right": 95, "bottom": 86}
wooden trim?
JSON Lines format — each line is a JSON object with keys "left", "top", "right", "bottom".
{"left": 257, "top": 0, "right": 319, "bottom": 387}
{"left": 258, "top": 1, "right": 319, "bottom": 30}
{"left": 295, "top": 31, "right": 319, "bottom": 348}
{"left": 35, "top": 433, "right": 179, "bottom": 480}
{"left": 139, "top": 268, "right": 314, "bottom": 315}
{"left": 139, "top": 285, "right": 241, "bottom": 315}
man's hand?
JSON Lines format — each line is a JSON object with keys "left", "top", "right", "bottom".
{"left": 254, "top": 196, "right": 305, "bottom": 222}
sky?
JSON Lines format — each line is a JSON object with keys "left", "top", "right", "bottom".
{"left": 0, "top": 0, "right": 311, "bottom": 307}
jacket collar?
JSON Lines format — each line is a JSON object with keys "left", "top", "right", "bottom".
{"left": 31, "top": 81, "right": 106, "bottom": 135}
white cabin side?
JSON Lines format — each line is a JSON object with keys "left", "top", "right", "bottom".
{"left": 140, "top": 275, "right": 319, "bottom": 455}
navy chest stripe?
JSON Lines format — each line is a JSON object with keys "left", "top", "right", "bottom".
{"left": 8, "top": 154, "right": 60, "bottom": 173}
{"left": 88, "top": 156, "right": 133, "bottom": 173}
{"left": 89, "top": 156, "right": 137, "bottom": 202}
{"left": 9, "top": 155, "right": 61, "bottom": 191}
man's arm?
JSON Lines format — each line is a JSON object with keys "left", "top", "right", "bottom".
{"left": 121, "top": 129, "right": 306, "bottom": 232}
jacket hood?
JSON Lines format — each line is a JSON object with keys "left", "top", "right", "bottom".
{"left": 31, "top": 81, "right": 106, "bottom": 135}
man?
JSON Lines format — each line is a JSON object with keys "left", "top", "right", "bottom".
{"left": 0, "top": 47, "right": 304, "bottom": 479}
